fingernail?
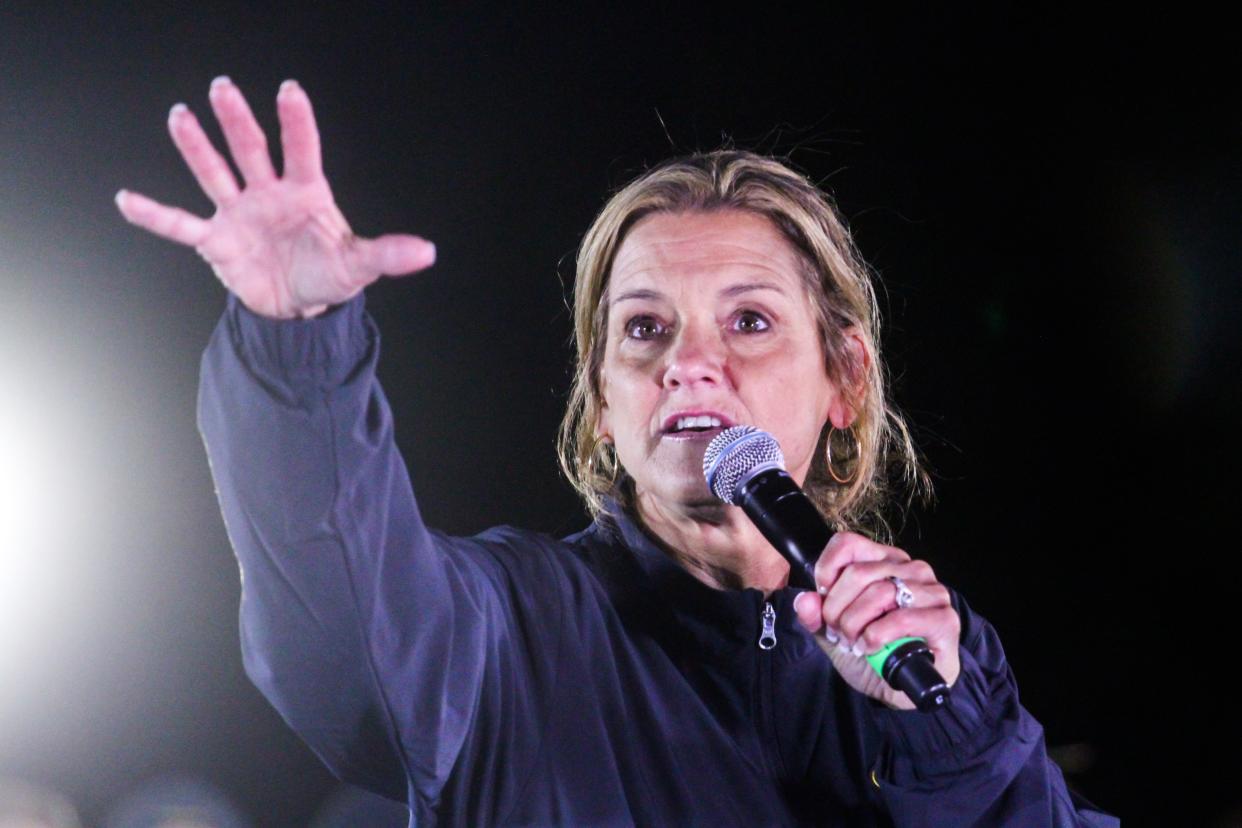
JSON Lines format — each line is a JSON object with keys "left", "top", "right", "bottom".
{"left": 823, "top": 627, "right": 840, "bottom": 644}
{"left": 114, "top": 189, "right": 127, "bottom": 208}
{"left": 817, "top": 585, "right": 827, "bottom": 596}
{"left": 279, "top": 79, "right": 300, "bottom": 95}
{"left": 424, "top": 241, "right": 436, "bottom": 263}
{"left": 850, "top": 641, "right": 864, "bottom": 657}
{"left": 168, "top": 102, "right": 187, "bottom": 121}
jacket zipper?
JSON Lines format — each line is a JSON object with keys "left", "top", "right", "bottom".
{"left": 755, "top": 598, "right": 786, "bottom": 782}
{"left": 758, "top": 600, "right": 777, "bottom": 650}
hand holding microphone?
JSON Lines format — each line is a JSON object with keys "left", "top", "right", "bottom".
{"left": 703, "top": 427, "right": 959, "bottom": 712}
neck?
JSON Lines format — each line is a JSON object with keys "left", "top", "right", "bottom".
{"left": 633, "top": 488, "right": 791, "bottom": 596}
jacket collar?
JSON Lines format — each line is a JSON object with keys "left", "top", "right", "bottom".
{"left": 583, "top": 497, "right": 809, "bottom": 657}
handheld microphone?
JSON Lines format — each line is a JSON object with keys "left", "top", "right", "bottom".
{"left": 703, "top": 426, "right": 949, "bottom": 713}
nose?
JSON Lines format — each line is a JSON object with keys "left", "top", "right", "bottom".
{"left": 662, "top": 321, "right": 726, "bottom": 389}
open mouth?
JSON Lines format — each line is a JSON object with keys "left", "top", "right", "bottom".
{"left": 662, "top": 414, "right": 731, "bottom": 441}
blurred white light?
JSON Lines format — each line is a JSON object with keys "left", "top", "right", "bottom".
{"left": 0, "top": 357, "right": 87, "bottom": 724}
{"left": 0, "top": 411, "right": 59, "bottom": 551}
{"left": 0, "top": 385, "right": 75, "bottom": 702}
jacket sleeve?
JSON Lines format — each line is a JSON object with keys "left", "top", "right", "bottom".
{"left": 866, "top": 593, "right": 1118, "bottom": 827}
{"left": 196, "top": 293, "right": 553, "bottom": 813}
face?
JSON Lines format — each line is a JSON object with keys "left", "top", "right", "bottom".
{"left": 596, "top": 209, "right": 861, "bottom": 511}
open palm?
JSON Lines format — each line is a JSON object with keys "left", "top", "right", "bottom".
{"left": 116, "top": 77, "right": 435, "bottom": 320}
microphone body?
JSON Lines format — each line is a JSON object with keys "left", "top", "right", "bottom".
{"left": 704, "top": 427, "right": 950, "bottom": 713}
{"left": 729, "top": 464, "right": 827, "bottom": 591}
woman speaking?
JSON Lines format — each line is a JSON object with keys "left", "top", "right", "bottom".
{"left": 116, "top": 77, "right": 1116, "bottom": 827}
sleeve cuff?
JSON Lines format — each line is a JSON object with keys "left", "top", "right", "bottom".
{"left": 867, "top": 643, "right": 1005, "bottom": 761}
{"left": 225, "top": 292, "right": 373, "bottom": 388}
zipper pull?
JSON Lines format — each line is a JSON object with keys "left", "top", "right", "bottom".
{"left": 758, "top": 601, "right": 777, "bottom": 650}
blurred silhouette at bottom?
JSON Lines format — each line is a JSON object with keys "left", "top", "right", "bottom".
{"left": 102, "top": 775, "right": 249, "bottom": 828}
{"left": 309, "top": 784, "right": 409, "bottom": 828}
{"left": 0, "top": 777, "right": 82, "bottom": 828}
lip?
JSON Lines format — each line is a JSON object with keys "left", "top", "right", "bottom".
{"left": 661, "top": 426, "right": 729, "bottom": 442}
{"left": 659, "top": 410, "right": 735, "bottom": 438}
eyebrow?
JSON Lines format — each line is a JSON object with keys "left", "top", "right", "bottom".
{"left": 609, "top": 281, "right": 788, "bottom": 306}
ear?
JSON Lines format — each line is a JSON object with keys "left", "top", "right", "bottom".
{"left": 826, "top": 326, "right": 870, "bottom": 430}
{"left": 594, "top": 370, "right": 612, "bottom": 440}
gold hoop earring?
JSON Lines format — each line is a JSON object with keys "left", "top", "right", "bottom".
{"left": 588, "top": 435, "right": 619, "bottom": 488}
{"left": 825, "top": 425, "right": 859, "bottom": 485}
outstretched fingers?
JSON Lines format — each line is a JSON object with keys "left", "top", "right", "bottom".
{"left": 348, "top": 234, "right": 438, "bottom": 278}
{"left": 208, "top": 76, "right": 277, "bottom": 187}
{"left": 167, "top": 103, "right": 240, "bottom": 207}
{"left": 276, "top": 81, "right": 323, "bottom": 183}
{"left": 115, "top": 189, "right": 211, "bottom": 248}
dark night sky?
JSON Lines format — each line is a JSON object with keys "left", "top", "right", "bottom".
{"left": 0, "top": 3, "right": 1230, "bottom": 824}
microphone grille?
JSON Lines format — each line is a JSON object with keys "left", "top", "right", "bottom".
{"left": 703, "top": 426, "right": 786, "bottom": 504}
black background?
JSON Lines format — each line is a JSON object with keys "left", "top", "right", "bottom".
{"left": 2, "top": 3, "right": 1228, "bottom": 824}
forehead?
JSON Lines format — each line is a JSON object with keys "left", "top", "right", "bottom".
{"left": 610, "top": 209, "right": 804, "bottom": 291}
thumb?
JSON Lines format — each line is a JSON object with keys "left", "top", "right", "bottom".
{"left": 351, "top": 233, "right": 437, "bottom": 277}
{"left": 792, "top": 590, "right": 823, "bottom": 634}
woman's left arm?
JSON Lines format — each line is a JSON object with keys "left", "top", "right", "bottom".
{"left": 793, "top": 533, "right": 1118, "bottom": 827}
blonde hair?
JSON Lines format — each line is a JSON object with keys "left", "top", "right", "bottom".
{"left": 557, "top": 150, "right": 930, "bottom": 540}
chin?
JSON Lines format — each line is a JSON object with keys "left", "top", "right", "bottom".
{"left": 640, "top": 475, "right": 722, "bottom": 512}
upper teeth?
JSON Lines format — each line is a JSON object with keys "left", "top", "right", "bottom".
{"left": 674, "top": 415, "right": 722, "bottom": 431}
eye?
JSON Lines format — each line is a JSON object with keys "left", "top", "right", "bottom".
{"left": 734, "top": 310, "right": 770, "bottom": 334}
{"left": 624, "top": 315, "right": 666, "bottom": 341}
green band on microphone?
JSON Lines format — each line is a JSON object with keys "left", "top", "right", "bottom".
{"left": 865, "top": 636, "right": 925, "bottom": 677}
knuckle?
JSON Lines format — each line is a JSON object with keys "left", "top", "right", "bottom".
{"left": 911, "top": 559, "right": 935, "bottom": 581}
{"left": 887, "top": 543, "right": 912, "bottom": 562}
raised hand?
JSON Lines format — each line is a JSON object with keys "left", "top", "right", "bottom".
{"left": 116, "top": 77, "right": 436, "bottom": 320}
{"left": 792, "top": 532, "right": 961, "bottom": 710}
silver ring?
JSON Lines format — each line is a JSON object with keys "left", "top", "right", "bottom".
{"left": 890, "top": 575, "right": 914, "bottom": 609}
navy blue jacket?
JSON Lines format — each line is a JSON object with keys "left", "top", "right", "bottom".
{"left": 197, "top": 293, "right": 1117, "bottom": 827}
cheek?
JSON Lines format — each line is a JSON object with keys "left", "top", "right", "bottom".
{"left": 599, "top": 360, "right": 654, "bottom": 433}
{"left": 746, "top": 343, "right": 835, "bottom": 423}
{"left": 615, "top": 386, "right": 659, "bottom": 432}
